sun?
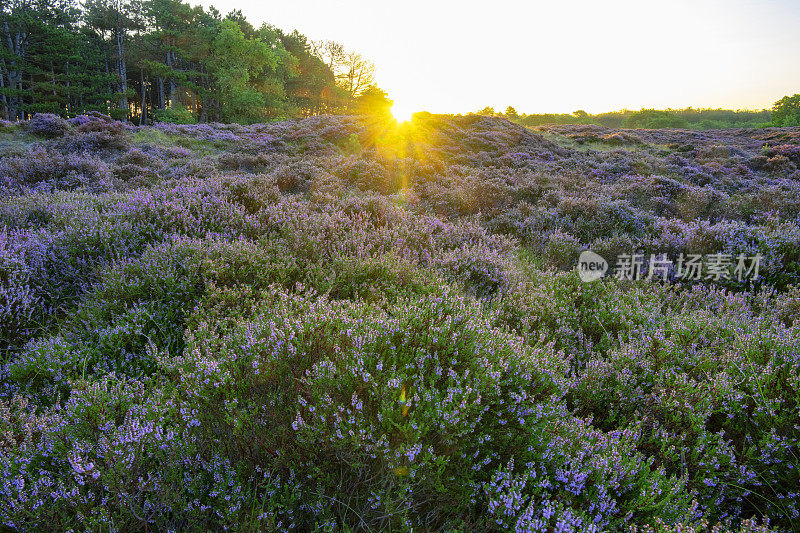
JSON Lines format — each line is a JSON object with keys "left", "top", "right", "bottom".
{"left": 391, "top": 103, "right": 417, "bottom": 123}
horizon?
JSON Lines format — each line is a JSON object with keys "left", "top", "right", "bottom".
{"left": 193, "top": 0, "right": 800, "bottom": 116}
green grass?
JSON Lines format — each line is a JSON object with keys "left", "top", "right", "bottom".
{"left": 534, "top": 130, "right": 647, "bottom": 153}
{"left": 131, "top": 129, "right": 221, "bottom": 155}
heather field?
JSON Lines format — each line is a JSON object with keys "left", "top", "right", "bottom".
{"left": 2, "top": 112, "right": 800, "bottom": 532}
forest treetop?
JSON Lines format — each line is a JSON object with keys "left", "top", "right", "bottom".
{"left": 0, "top": 0, "right": 393, "bottom": 124}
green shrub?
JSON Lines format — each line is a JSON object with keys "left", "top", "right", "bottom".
{"left": 155, "top": 102, "right": 197, "bottom": 125}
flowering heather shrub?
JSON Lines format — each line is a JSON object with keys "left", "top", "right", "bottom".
{"left": 160, "top": 287, "right": 701, "bottom": 530}
{"left": 67, "top": 114, "right": 93, "bottom": 127}
{"left": 430, "top": 172, "right": 514, "bottom": 216}
{"left": 0, "top": 219, "right": 158, "bottom": 356}
{"left": 570, "top": 286, "right": 800, "bottom": 525}
{"left": 496, "top": 193, "right": 658, "bottom": 248}
{"left": 675, "top": 185, "right": 728, "bottom": 221}
{"left": 58, "top": 118, "right": 130, "bottom": 153}
{"left": 764, "top": 144, "right": 800, "bottom": 166}
{"left": 433, "top": 241, "right": 518, "bottom": 299}
{"left": 609, "top": 175, "right": 684, "bottom": 218}
{"left": 162, "top": 144, "right": 191, "bottom": 158}
{"left": 0, "top": 148, "right": 112, "bottom": 192}
{"left": 218, "top": 151, "right": 273, "bottom": 172}
{"left": 332, "top": 154, "right": 402, "bottom": 194}
{"left": 0, "top": 374, "right": 188, "bottom": 531}
{"left": 1, "top": 116, "right": 799, "bottom": 531}
{"left": 589, "top": 232, "right": 639, "bottom": 265}
{"left": 0, "top": 229, "right": 39, "bottom": 356}
{"left": 108, "top": 180, "right": 264, "bottom": 240}
{"left": 112, "top": 162, "right": 160, "bottom": 186}
{"left": 36, "top": 238, "right": 207, "bottom": 377}
{"left": 494, "top": 266, "right": 675, "bottom": 362}
{"left": 602, "top": 131, "right": 643, "bottom": 145}
{"left": 763, "top": 155, "right": 797, "bottom": 175}
{"left": 0, "top": 191, "right": 111, "bottom": 231}
{"left": 544, "top": 230, "right": 583, "bottom": 269}
{"left": 727, "top": 182, "right": 800, "bottom": 221}
{"left": 115, "top": 146, "right": 157, "bottom": 167}
{"left": 27, "top": 113, "right": 70, "bottom": 138}
{"left": 775, "top": 285, "right": 800, "bottom": 326}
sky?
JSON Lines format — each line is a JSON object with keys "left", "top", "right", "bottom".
{"left": 193, "top": 0, "right": 800, "bottom": 116}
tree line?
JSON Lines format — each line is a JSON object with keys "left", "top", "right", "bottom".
{"left": 479, "top": 106, "right": 774, "bottom": 130}
{"left": 0, "top": 0, "right": 391, "bottom": 123}
{"left": 482, "top": 98, "right": 800, "bottom": 130}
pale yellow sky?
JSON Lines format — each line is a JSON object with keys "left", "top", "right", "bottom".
{"left": 194, "top": 0, "right": 800, "bottom": 115}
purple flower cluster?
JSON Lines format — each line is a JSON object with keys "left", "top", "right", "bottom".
{"left": 27, "top": 114, "right": 70, "bottom": 138}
